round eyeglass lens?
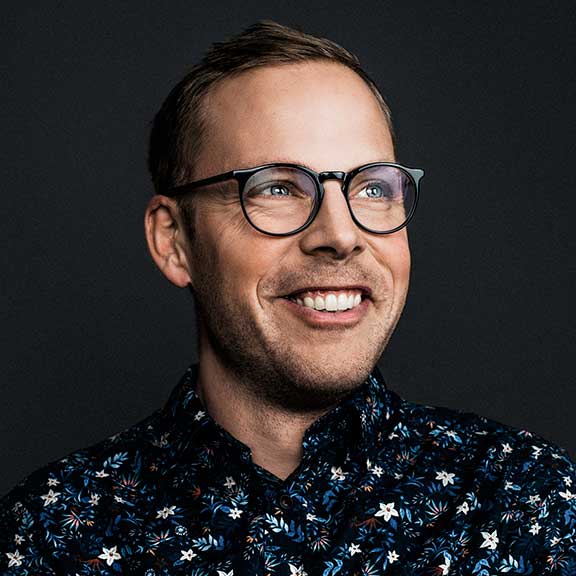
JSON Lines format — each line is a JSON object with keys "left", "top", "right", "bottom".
{"left": 242, "top": 166, "right": 317, "bottom": 234}
{"left": 348, "top": 165, "right": 416, "bottom": 232}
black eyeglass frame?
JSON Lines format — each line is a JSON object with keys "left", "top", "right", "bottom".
{"left": 164, "top": 162, "right": 424, "bottom": 237}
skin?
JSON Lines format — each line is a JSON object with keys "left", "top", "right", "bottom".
{"left": 145, "top": 61, "right": 411, "bottom": 481}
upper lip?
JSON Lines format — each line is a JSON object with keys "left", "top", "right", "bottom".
{"left": 283, "top": 285, "right": 372, "bottom": 298}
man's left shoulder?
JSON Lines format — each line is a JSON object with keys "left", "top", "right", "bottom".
{"left": 396, "top": 395, "right": 576, "bottom": 483}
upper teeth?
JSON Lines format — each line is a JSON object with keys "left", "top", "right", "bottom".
{"left": 290, "top": 290, "right": 363, "bottom": 312}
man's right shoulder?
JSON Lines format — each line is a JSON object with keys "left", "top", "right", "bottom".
{"left": 0, "top": 408, "right": 164, "bottom": 571}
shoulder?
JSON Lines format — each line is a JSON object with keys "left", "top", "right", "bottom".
{"left": 0, "top": 408, "right": 166, "bottom": 573}
{"left": 391, "top": 395, "right": 576, "bottom": 567}
{"left": 395, "top": 394, "right": 575, "bottom": 480}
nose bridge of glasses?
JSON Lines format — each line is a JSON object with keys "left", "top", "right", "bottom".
{"left": 318, "top": 171, "right": 346, "bottom": 185}
{"left": 318, "top": 170, "right": 348, "bottom": 227}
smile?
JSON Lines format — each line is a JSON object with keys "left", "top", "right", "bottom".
{"left": 284, "top": 289, "right": 364, "bottom": 312}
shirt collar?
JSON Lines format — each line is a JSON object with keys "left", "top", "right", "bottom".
{"left": 301, "top": 363, "right": 400, "bottom": 460}
{"left": 161, "top": 362, "right": 400, "bottom": 470}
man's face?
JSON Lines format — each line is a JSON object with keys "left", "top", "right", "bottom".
{"left": 185, "top": 61, "right": 410, "bottom": 412}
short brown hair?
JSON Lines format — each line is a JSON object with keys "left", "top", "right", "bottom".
{"left": 147, "top": 20, "right": 395, "bottom": 231}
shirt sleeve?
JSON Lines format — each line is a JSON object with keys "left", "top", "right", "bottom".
{"left": 514, "top": 444, "right": 576, "bottom": 575}
{"left": 0, "top": 479, "right": 56, "bottom": 575}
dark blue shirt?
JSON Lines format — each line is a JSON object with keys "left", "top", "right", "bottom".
{"left": 1, "top": 364, "right": 575, "bottom": 575}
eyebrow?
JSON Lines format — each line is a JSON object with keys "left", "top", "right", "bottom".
{"left": 244, "top": 157, "right": 396, "bottom": 171}
{"left": 246, "top": 158, "right": 316, "bottom": 170}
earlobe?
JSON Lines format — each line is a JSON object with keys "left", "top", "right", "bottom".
{"left": 144, "top": 196, "right": 193, "bottom": 288}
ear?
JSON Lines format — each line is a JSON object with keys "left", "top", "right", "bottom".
{"left": 144, "top": 195, "right": 193, "bottom": 288}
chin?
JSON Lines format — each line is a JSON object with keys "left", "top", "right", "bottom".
{"left": 260, "top": 347, "right": 379, "bottom": 413}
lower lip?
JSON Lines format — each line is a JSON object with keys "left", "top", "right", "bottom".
{"left": 279, "top": 297, "right": 370, "bottom": 327}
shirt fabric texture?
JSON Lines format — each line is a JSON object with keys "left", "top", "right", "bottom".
{"left": 1, "top": 363, "right": 575, "bottom": 575}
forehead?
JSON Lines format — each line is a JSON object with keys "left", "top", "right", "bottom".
{"left": 196, "top": 61, "right": 394, "bottom": 176}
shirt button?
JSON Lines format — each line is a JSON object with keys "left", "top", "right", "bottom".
{"left": 279, "top": 493, "right": 293, "bottom": 510}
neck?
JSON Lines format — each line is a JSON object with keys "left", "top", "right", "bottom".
{"left": 196, "top": 344, "right": 327, "bottom": 481}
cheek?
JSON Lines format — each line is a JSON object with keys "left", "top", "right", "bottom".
{"left": 372, "top": 233, "right": 411, "bottom": 290}
{"left": 197, "top": 219, "right": 288, "bottom": 304}
{"left": 394, "top": 241, "right": 411, "bottom": 284}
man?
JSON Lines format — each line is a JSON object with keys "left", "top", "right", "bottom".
{"left": 1, "top": 19, "right": 574, "bottom": 576}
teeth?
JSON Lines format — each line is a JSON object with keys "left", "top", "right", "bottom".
{"left": 303, "top": 297, "right": 314, "bottom": 308}
{"left": 289, "top": 290, "right": 364, "bottom": 312}
{"left": 325, "top": 294, "right": 338, "bottom": 311}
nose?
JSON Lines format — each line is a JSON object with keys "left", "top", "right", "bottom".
{"left": 298, "top": 177, "right": 365, "bottom": 260}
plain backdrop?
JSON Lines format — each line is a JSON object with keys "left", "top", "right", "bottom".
{"left": 1, "top": 1, "right": 575, "bottom": 496}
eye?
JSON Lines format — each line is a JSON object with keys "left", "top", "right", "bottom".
{"left": 246, "top": 181, "right": 309, "bottom": 199}
{"left": 264, "top": 184, "right": 291, "bottom": 196}
{"left": 356, "top": 182, "right": 393, "bottom": 200}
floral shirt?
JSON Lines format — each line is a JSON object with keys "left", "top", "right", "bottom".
{"left": 1, "top": 363, "right": 575, "bottom": 575}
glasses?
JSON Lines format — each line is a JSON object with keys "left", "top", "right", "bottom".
{"left": 165, "top": 162, "right": 424, "bottom": 236}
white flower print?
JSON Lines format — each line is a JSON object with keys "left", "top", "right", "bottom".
{"left": 228, "top": 507, "right": 243, "bottom": 519}
{"left": 330, "top": 466, "right": 346, "bottom": 481}
{"left": 224, "top": 476, "right": 236, "bottom": 489}
{"left": 436, "top": 470, "right": 456, "bottom": 487}
{"left": 95, "top": 470, "right": 110, "bottom": 478}
{"left": 445, "top": 429, "right": 458, "bottom": 440}
{"left": 387, "top": 550, "right": 399, "bottom": 563}
{"left": 457, "top": 501, "right": 469, "bottom": 515}
{"left": 89, "top": 493, "right": 100, "bottom": 506}
{"left": 288, "top": 564, "right": 307, "bottom": 576}
{"left": 501, "top": 443, "right": 513, "bottom": 454}
{"left": 180, "top": 548, "right": 197, "bottom": 561}
{"left": 6, "top": 550, "right": 24, "bottom": 568}
{"left": 194, "top": 410, "right": 205, "bottom": 421}
{"left": 559, "top": 489, "right": 575, "bottom": 501}
{"left": 563, "top": 475, "right": 572, "bottom": 487}
{"left": 98, "top": 545, "right": 121, "bottom": 566}
{"left": 529, "top": 522, "right": 541, "bottom": 535}
{"left": 114, "top": 495, "right": 125, "bottom": 504}
{"left": 14, "top": 534, "right": 24, "bottom": 545}
{"left": 47, "top": 477, "right": 60, "bottom": 487}
{"left": 439, "top": 554, "right": 451, "bottom": 575}
{"left": 480, "top": 530, "right": 499, "bottom": 550}
{"left": 306, "top": 513, "right": 317, "bottom": 521}
{"left": 550, "top": 536, "right": 561, "bottom": 546}
{"left": 375, "top": 502, "right": 399, "bottom": 522}
{"left": 217, "top": 571, "right": 233, "bottom": 576}
{"left": 531, "top": 445, "right": 543, "bottom": 459}
{"left": 349, "top": 543, "right": 361, "bottom": 556}
{"left": 371, "top": 465, "right": 383, "bottom": 477}
{"left": 156, "top": 505, "right": 176, "bottom": 519}
{"left": 527, "top": 494, "right": 540, "bottom": 505}
{"left": 40, "top": 489, "right": 60, "bottom": 507}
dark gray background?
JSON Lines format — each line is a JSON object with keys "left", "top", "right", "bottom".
{"left": 2, "top": 1, "right": 574, "bottom": 496}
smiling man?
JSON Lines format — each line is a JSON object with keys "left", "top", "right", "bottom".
{"left": 1, "top": 20, "right": 575, "bottom": 576}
